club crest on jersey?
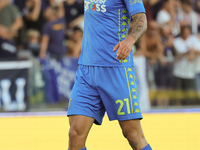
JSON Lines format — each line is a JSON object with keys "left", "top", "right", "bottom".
{"left": 85, "top": 0, "right": 107, "bottom": 13}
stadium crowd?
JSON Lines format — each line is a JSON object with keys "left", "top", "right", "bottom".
{"left": 0, "top": 0, "right": 200, "bottom": 107}
{"left": 0, "top": 0, "right": 84, "bottom": 59}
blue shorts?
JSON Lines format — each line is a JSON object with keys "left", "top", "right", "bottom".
{"left": 67, "top": 65, "right": 143, "bottom": 125}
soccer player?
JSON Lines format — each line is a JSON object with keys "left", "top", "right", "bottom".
{"left": 67, "top": 0, "right": 152, "bottom": 150}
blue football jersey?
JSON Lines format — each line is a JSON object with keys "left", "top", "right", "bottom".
{"left": 78, "top": 0, "right": 146, "bottom": 67}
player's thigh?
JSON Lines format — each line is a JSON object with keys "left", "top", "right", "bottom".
{"left": 69, "top": 115, "right": 94, "bottom": 137}
{"left": 97, "top": 66, "right": 143, "bottom": 121}
{"left": 68, "top": 65, "right": 105, "bottom": 125}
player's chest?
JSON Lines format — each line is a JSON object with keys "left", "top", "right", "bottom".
{"left": 84, "top": 0, "right": 125, "bottom": 14}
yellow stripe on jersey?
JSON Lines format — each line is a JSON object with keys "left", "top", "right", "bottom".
{"left": 124, "top": 67, "right": 133, "bottom": 113}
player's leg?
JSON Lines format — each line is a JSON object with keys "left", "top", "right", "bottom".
{"left": 97, "top": 66, "right": 152, "bottom": 150}
{"left": 68, "top": 115, "right": 94, "bottom": 150}
{"left": 119, "top": 119, "right": 150, "bottom": 150}
{"left": 67, "top": 65, "right": 105, "bottom": 150}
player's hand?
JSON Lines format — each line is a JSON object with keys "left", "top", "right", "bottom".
{"left": 113, "top": 35, "right": 135, "bottom": 60}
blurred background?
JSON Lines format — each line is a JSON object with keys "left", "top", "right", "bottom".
{"left": 0, "top": 0, "right": 200, "bottom": 150}
{"left": 0, "top": 0, "right": 200, "bottom": 112}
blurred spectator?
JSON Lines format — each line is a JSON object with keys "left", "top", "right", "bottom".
{"left": 139, "top": 21, "right": 165, "bottom": 67}
{"left": 66, "top": 27, "right": 83, "bottom": 58}
{"left": 172, "top": 0, "right": 182, "bottom": 36}
{"left": 64, "top": 0, "right": 84, "bottom": 36}
{"left": 40, "top": 4, "right": 66, "bottom": 60}
{"left": 22, "top": 0, "right": 44, "bottom": 32}
{"left": 41, "top": 0, "right": 51, "bottom": 11}
{"left": 156, "top": 0, "right": 180, "bottom": 36}
{"left": 0, "top": 0, "right": 22, "bottom": 58}
{"left": 14, "top": 0, "right": 43, "bottom": 49}
{"left": 196, "top": 0, "right": 200, "bottom": 14}
{"left": 138, "top": 21, "right": 165, "bottom": 89}
{"left": 173, "top": 25, "right": 199, "bottom": 91}
{"left": 177, "top": 0, "right": 200, "bottom": 34}
{"left": 0, "top": 0, "right": 23, "bottom": 38}
{"left": 155, "top": 23, "right": 177, "bottom": 89}
{"left": 0, "top": 25, "right": 17, "bottom": 59}
{"left": 150, "top": 0, "right": 164, "bottom": 19}
{"left": 25, "top": 29, "right": 40, "bottom": 57}
{"left": 13, "top": 0, "right": 26, "bottom": 12}
{"left": 156, "top": 0, "right": 187, "bottom": 36}
{"left": 192, "top": 0, "right": 200, "bottom": 14}
{"left": 156, "top": 0, "right": 175, "bottom": 26}
{"left": 48, "top": 0, "right": 65, "bottom": 18}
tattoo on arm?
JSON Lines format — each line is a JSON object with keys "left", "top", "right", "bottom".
{"left": 129, "top": 13, "right": 147, "bottom": 42}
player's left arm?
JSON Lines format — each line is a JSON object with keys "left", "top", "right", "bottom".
{"left": 113, "top": 13, "right": 147, "bottom": 60}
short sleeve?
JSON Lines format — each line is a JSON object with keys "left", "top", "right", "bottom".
{"left": 173, "top": 38, "right": 187, "bottom": 53}
{"left": 42, "top": 24, "right": 51, "bottom": 36}
{"left": 10, "top": 5, "right": 21, "bottom": 19}
{"left": 192, "top": 36, "right": 200, "bottom": 50}
{"left": 123, "top": 0, "right": 146, "bottom": 16}
{"left": 156, "top": 11, "right": 171, "bottom": 24}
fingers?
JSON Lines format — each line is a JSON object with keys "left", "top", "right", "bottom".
{"left": 114, "top": 42, "right": 131, "bottom": 60}
{"left": 113, "top": 43, "right": 120, "bottom": 52}
{"left": 117, "top": 47, "right": 129, "bottom": 60}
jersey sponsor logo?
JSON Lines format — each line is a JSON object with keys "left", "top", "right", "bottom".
{"left": 130, "top": 0, "right": 143, "bottom": 5}
{"left": 52, "top": 23, "right": 65, "bottom": 30}
{"left": 85, "top": 0, "right": 107, "bottom": 13}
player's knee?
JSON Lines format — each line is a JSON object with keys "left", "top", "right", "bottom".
{"left": 69, "top": 127, "right": 82, "bottom": 141}
{"left": 69, "top": 128, "right": 77, "bottom": 140}
{"left": 123, "top": 130, "right": 136, "bottom": 140}
{"left": 123, "top": 131, "right": 139, "bottom": 149}
{"left": 123, "top": 130, "right": 145, "bottom": 144}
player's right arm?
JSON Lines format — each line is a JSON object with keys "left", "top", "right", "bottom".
{"left": 113, "top": 13, "right": 147, "bottom": 60}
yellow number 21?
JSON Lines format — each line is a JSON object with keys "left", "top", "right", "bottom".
{"left": 115, "top": 98, "right": 131, "bottom": 115}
